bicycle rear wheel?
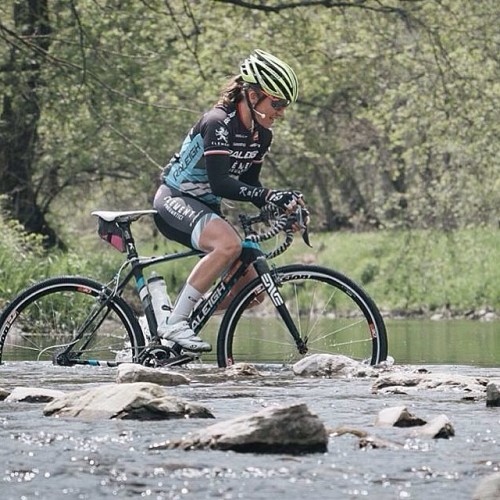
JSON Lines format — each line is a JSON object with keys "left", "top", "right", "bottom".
{"left": 0, "top": 276, "right": 145, "bottom": 365}
{"left": 217, "top": 264, "right": 388, "bottom": 367}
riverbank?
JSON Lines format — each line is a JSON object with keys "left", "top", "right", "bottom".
{"left": 383, "top": 305, "right": 497, "bottom": 321}
{"left": 1, "top": 221, "right": 499, "bottom": 317}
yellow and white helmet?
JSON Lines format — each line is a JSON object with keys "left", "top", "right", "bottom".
{"left": 240, "top": 49, "right": 299, "bottom": 103}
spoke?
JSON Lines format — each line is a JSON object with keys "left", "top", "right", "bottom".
{"left": 285, "top": 279, "right": 343, "bottom": 338}
{"left": 9, "top": 333, "right": 47, "bottom": 352}
{"left": 37, "top": 338, "right": 80, "bottom": 358}
{"left": 305, "top": 283, "right": 340, "bottom": 336}
{"left": 5, "top": 342, "right": 42, "bottom": 352}
{"left": 243, "top": 336, "right": 296, "bottom": 348}
{"left": 307, "top": 337, "right": 371, "bottom": 352}
{"left": 307, "top": 318, "right": 365, "bottom": 346}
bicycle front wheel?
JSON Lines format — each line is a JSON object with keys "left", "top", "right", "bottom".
{"left": 0, "top": 276, "right": 145, "bottom": 365}
{"left": 217, "top": 264, "right": 388, "bottom": 367}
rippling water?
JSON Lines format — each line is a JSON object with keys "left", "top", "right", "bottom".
{"left": 1, "top": 361, "right": 499, "bottom": 499}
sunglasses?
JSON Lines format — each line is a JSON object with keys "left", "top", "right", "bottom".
{"left": 261, "top": 90, "right": 290, "bottom": 109}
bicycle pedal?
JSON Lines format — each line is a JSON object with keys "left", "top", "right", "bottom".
{"left": 159, "top": 353, "right": 196, "bottom": 367}
{"left": 180, "top": 349, "right": 201, "bottom": 359}
{"left": 164, "top": 342, "right": 204, "bottom": 358}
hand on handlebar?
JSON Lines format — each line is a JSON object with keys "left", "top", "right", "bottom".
{"left": 241, "top": 203, "right": 312, "bottom": 257}
{"left": 266, "top": 189, "right": 304, "bottom": 212}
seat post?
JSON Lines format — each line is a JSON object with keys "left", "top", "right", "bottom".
{"left": 119, "top": 221, "right": 138, "bottom": 260}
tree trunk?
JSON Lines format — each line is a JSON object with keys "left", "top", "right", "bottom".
{"left": 313, "top": 164, "right": 352, "bottom": 231}
{"left": 0, "top": 0, "right": 61, "bottom": 248}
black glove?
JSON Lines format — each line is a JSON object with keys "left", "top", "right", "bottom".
{"left": 266, "top": 190, "right": 303, "bottom": 211}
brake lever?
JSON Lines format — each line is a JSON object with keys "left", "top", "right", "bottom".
{"left": 301, "top": 225, "right": 312, "bottom": 247}
{"left": 292, "top": 207, "right": 312, "bottom": 248}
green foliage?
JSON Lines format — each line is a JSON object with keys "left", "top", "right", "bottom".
{"left": 2, "top": 0, "right": 499, "bottom": 234}
{"left": 0, "top": 212, "right": 46, "bottom": 302}
{"left": 0, "top": 211, "right": 123, "bottom": 309}
{"left": 1, "top": 0, "right": 499, "bottom": 313}
{"left": 1, "top": 214, "right": 498, "bottom": 315}
{"left": 283, "top": 227, "right": 500, "bottom": 315}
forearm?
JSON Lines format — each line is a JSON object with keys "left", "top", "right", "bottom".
{"left": 206, "top": 155, "right": 268, "bottom": 204}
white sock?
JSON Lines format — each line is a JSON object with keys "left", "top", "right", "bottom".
{"left": 168, "top": 283, "right": 203, "bottom": 325}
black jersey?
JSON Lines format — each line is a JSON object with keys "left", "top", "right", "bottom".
{"left": 163, "top": 103, "right": 273, "bottom": 206}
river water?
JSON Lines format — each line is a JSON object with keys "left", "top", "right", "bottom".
{"left": 385, "top": 319, "right": 499, "bottom": 367}
{"left": 1, "top": 356, "right": 499, "bottom": 500}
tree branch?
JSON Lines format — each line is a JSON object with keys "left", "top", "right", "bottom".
{"left": 213, "top": 0, "right": 425, "bottom": 15}
{"left": 0, "top": 21, "right": 200, "bottom": 114}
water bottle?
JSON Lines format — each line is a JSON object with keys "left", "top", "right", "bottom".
{"left": 147, "top": 273, "right": 172, "bottom": 327}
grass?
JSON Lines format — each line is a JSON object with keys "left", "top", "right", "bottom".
{"left": 288, "top": 227, "right": 500, "bottom": 315}
{"left": 1, "top": 213, "right": 499, "bottom": 317}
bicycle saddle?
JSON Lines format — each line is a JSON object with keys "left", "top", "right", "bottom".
{"left": 91, "top": 209, "right": 157, "bottom": 223}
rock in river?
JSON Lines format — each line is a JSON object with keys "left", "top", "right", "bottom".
{"left": 152, "top": 402, "right": 328, "bottom": 454}
{"left": 43, "top": 382, "right": 214, "bottom": 420}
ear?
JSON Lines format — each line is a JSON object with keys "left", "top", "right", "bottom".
{"left": 247, "top": 88, "right": 261, "bottom": 106}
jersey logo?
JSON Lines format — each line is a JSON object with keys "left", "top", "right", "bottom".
{"left": 215, "top": 126, "right": 229, "bottom": 144}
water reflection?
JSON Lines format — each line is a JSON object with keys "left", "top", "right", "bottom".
{"left": 201, "top": 318, "right": 499, "bottom": 367}
{"left": 386, "top": 319, "right": 499, "bottom": 366}
{"left": 2, "top": 316, "right": 498, "bottom": 367}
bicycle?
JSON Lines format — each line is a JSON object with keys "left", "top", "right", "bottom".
{"left": 0, "top": 205, "right": 388, "bottom": 368}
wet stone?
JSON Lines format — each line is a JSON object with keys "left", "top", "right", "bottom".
{"left": 224, "top": 362, "right": 263, "bottom": 377}
{"left": 153, "top": 402, "right": 328, "bottom": 454}
{"left": 330, "top": 425, "right": 403, "bottom": 450}
{"left": 43, "top": 382, "right": 214, "bottom": 420}
{"left": 473, "top": 472, "right": 500, "bottom": 500}
{"left": 5, "top": 387, "right": 65, "bottom": 403}
{"left": 116, "top": 363, "right": 191, "bottom": 385}
{"left": 486, "top": 382, "right": 500, "bottom": 407}
{"left": 0, "top": 387, "right": 10, "bottom": 400}
{"left": 372, "top": 371, "right": 488, "bottom": 396}
{"left": 375, "top": 405, "right": 427, "bottom": 427}
{"left": 292, "top": 353, "right": 373, "bottom": 378}
{"left": 358, "top": 435, "right": 403, "bottom": 450}
{"left": 410, "top": 414, "right": 455, "bottom": 439}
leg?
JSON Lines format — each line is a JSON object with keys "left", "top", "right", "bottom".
{"left": 153, "top": 187, "right": 240, "bottom": 351}
{"left": 188, "top": 217, "right": 242, "bottom": 292}
{"left": 168, "top": 216, "right": 242, "bottom": 323}
{"left": 216, "top": 266, "right": 265, "bottom": 313}
{"left": 163, "top": 219, "right": 242, "bottom": 351}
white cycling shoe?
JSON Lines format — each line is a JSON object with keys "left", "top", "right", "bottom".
{"left": 158, "top": 320, "right": 212, "bottom": 352}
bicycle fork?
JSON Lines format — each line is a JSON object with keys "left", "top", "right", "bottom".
{"left": 253, "top": 256, "right": 309, "bottom": 355}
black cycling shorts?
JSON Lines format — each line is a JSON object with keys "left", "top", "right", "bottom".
{"left": 153, "top": 184, "right": 223, "bottom": 251}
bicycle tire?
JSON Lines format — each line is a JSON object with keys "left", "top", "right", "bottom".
{"left": 217, "top": 264, "right": 388, "bottom": 367}
{"left": 0, "top": 276, "right": 145, "bottom": 365}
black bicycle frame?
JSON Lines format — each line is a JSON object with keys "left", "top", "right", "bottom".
{"left": 189, "top": 241, "right": 260, "bottom": 332}
{"left": 102, "top": 220, "right": 307, "bottom": 354}
{"left": 114, "top": 221, "right": 202, "bottom": 339}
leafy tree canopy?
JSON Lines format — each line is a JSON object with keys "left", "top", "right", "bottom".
{"left": 0, "top": 0, "right": 498, "bottom": 246}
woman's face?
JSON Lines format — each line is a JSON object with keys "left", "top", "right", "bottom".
{"left": 252, "top": 92, "right": 289, "bottom": 129}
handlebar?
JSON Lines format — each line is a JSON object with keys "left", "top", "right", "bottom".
{"left": 239, "top": 204, "right": 311, "bottom": 259}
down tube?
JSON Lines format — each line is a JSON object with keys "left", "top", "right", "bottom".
{"left": 253, "top": 257, "right": 308, "bottom": 354}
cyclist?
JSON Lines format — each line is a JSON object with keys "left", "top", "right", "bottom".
{"left": 153, "top": 49, "right": 305, "bottom": 352}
